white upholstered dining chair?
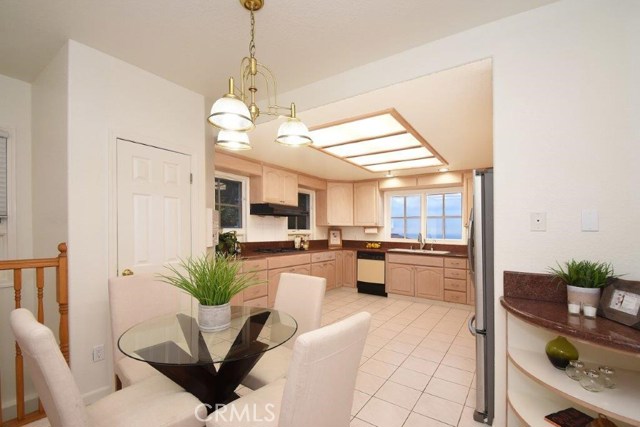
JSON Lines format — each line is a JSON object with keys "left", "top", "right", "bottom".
{"left": 207, "top": 311, "right": 371, "bottom": 427}
{"left": 10, "top": 308, "right": 205, "bottom": 427}
{"left": 108, "top": 274, "right": 182, "bottom": 387}
{"left": 241, "top": 272, "right": 326, "bottom": 390}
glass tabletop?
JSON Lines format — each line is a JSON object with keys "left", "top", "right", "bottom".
{"left": 118, "top": 306, "right": 297, "bottom": 366}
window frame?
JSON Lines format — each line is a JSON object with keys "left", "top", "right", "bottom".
{"left": 385, "top": 186, "right": 465, "bottom": 244}
{"left": 214, "top": 171, "right": 248, "bottom": 240}
{"left": 0, "top": 128, "right": 16, "bottom": 288}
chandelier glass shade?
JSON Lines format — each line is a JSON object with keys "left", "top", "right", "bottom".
{"left": 209, "top": 0, "right": 311, "bottom": 150}
{"left": 215, "top": 129, "right": 251, "bottom": 151}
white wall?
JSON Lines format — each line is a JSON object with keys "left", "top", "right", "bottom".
{"left": 278, "top": 1, "right": 640, "bottom": 425}
{"left": 0, "top": 73, "right": 34, "bottom": 415}
{"left": 30, "top": 40, "right": 207, "bottom": 401}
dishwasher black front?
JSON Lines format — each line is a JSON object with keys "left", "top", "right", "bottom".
{"left": 356, "top": 251, "right": 387, "bottom": 297}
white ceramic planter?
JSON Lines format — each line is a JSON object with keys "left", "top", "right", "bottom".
{"left": 566, "top": 285, "right": 601, "bottom": 309}
{"left": 198, "top": 303, "right": 231, "bottom": 332}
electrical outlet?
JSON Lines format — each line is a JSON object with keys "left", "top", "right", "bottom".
{"left": 92, "top": 344, "right": 105, "bottom": 362}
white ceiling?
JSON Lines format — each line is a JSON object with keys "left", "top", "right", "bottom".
{"left": 0, "top": 0, "right": 556, "bottom": 180}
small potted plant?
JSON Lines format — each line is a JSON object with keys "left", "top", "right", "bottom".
{"left": 549, "top": 260, "right": 618, "bottom": 314}
{"left": 159, "top": 252, "right": 260, "bottom": 332}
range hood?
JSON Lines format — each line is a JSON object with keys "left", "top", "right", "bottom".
{"left": 250, "top": 203, "right": 306, "bottom": 217}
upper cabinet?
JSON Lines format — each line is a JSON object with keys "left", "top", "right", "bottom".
{"left": 250, "top": 166, "right": 298, "bottom": 206}
{"left": 353, "top": 181, "right": 383, "bottom": 226}
{"left": 463, "top": 171, "right": 474, "bottom": 228}
{"left": 316, "top": 182, "right": 354, "bottom": 226}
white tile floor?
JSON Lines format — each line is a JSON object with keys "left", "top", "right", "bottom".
{"left": 320, "top": 288, "right": 484, "bottom": 427}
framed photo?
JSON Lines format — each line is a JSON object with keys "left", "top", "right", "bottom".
{"left": 598, "top": 279, "right": 640, "bottom": 330}
{"left": 328, "top": 228, "right": 342, "bottom": 249}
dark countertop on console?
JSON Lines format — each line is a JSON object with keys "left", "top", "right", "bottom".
{"left": 502, "top": 271, "right": 640, "bottom": 354}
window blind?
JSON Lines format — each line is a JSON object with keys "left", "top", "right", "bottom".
{"left": 0, "top": 136, "right": 7, "bottom": 217}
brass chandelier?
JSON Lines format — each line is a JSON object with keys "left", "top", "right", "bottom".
{"left": 208, "top": 0, "right": 312, "bottom": 150}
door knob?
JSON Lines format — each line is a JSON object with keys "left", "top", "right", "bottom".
{"left": 122, "top": 269, "right": 134, "bottom": 276}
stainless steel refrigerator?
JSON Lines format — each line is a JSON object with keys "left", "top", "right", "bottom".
{"left": 467, "top": 168, "right": 494, "bottom": 425}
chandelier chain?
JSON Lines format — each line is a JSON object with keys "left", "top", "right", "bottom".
{"left": 249, "top": 10, "right": 256, "bottom": 58}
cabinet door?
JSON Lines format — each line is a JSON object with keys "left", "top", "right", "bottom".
{"left": 467, "top": 270, "right": 475, "bottom": 305}
{"left": 311, "top": 263, "right": 327, "bottom": 289}
{"left": 325, "top": 261, "right": 336, "bottom": 290}
{"left": 415, "top": 266, "right": 444, "bottom": 300}
{"left": 463, "top": 172, "right": 474, "bottom": 228}
{"left": 354, "top": 181, "right": 382, "bottom": 226}
{"left": 343, "top": 251, "right": 356, "bottom": 287}
{"left": 282, "top": 171, "right": 299, "bottom": 206}
{"left": 335, "top": 252, "right": 344, "bottom": 287}
{"left": 327, "top": 183, "right": 354, "bottom": 226}
{"left": 386, "top": 263, "right": 414, "bottom": 296}
{"left": 261, "top": 166, "right": 298, "bottom": 206}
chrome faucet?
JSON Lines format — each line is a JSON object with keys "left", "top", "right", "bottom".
{"left": 417, "top": 233, "right": 425, "bottom": 250}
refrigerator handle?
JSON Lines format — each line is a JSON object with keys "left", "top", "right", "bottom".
{"left": 467, "top": 315, "right": 477, "bottom": 336}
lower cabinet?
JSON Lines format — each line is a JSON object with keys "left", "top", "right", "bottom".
{"left": 415, "top": 266, "right": 444, "bottom": 300}
{"left": 335, "top": 251, "right": 344, "bottom": 287}
{"left": 311, "top": 261, "right": 336, "bottom": 290}
{"left": 386, "top": 254, "right": 445, "bottom": 300}
{"left": 343, "top": 250, "right": 356, "bottom": 287}
{"left": 386, "top": 263, "right": 415, "bottom": 296}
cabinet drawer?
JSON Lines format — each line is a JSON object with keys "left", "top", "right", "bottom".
{"left": 267, "top": 254, "right": 311, "bottom": 269}
{"left": 444, "top": 268, "right": 466, "bottom": 280}
{"left": 444, "top": 290, "right": 467, "bottom": 304}
{"left": 243, "top": 283, "right": 268, "bottom": 300}
{"left": 386, "top": 253, "right": 444, "bottom": 267}
{"left": 242, "top": 258, "right": 267, "bottom": 272}
{"left": 444, "top": 258, "right": 467, "bottom": 269}
{"left": 243, "top": 296, "right": 268, "bottom": 308}
{"left": 311, "top": 251, "right": 336, "bottom": 263}
{"left": 444, "top": 278, "right": 466, "bottom": 292}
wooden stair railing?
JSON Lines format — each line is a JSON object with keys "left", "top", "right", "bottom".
{"left": 0, "top": 243, "right": 68, "bottom": 427}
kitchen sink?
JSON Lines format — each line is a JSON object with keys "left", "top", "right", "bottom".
{"left": 387, "top": 248, "right": 450, "bottom": 255}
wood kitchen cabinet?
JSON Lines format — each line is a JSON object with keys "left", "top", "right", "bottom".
{"left": 251, "top": 165, "right": 298, "bottom": 206}
{"left": 342, "top": 250, "right": 356, "bottom": 287}
{"left": 386, "top": 253, "right": 445, "bottom": 300}
{"left": 463, "top": 171, "right": 474, "bottom": 228}
{"left": 316, "top": 182, "right": 353, "bottom": 226}
{"left": 353, "top": 181, "right": 383, "bottom": 226}
{"left": 266, "top": 253, "right": 311, "bottom": 307}
{"left": 335, "top": 251, "right": 344, "bottom": 287}
{"left": 415, "top": 266, "right": 444, "bottom": 300}
{"left": 386, "top": 263, "right": 415, "bottom": 296}
{"left": 311, "top": 251, "right": 336, "bottom": 290}
{"left": 231, "top": 258, "right": 268, "bottom": 307}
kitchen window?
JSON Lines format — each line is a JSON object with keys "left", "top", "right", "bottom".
{"left": 387, "top": 188, "right": 464, "bottom": 242}
{"left": 214, "top": 173, "right": 247, "bottom": 237}
{"left": 287, "top": 192, "right": 311, "bottom": 231}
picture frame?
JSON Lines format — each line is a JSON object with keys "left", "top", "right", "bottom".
{"left": 328, "top": 228, "right": 342, "bottom": 249}
{"left": 598, "top": 279, "right": 640, "bottom": 330}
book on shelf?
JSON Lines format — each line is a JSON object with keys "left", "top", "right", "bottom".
{"left": 544, "top": 407, "right": 595, "bottom": 427}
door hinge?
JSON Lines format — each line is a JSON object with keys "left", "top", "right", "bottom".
{"left": 190, "top": 173, "right": 193, "bottom": 184}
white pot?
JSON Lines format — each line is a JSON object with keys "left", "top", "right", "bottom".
{"left": 198, "top": 303, "right": 231, "bottom": 332}
{"left": 566, "top": 285, "right": 601, "bottom": 309}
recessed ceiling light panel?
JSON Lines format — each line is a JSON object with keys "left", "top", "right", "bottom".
{"left": 365, "top": 157, "right": 443, "bottom": 172}
{"left": 310, "top": 113, "right": 405, "bottom": 147}
{"left": 309, "top": 109, "right": 447, "bottom": 173}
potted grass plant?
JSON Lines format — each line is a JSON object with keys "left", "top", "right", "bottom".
{"left": 549, "top": 260, "right": 618, "bottom": 313}
{"left": 159, "top": 252, "right": 260, "bottom": 332}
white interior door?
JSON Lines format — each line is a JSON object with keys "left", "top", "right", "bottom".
{"left": 116, "top": 139, "right": 191, "bottom": 275}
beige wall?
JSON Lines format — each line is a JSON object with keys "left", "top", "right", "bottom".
{"left": 276, "top": 0, "right": 640, "bottom": 424}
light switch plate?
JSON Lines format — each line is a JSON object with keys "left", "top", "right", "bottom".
{"left": 581, "top": 209, "right": 599, "bottom": 231}
{"left": 530, "top": 212, "right": 547, "bottom": 231}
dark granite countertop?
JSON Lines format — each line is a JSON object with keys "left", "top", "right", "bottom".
{"left": 502, "top": 271, "right": 640, "bottom": 355}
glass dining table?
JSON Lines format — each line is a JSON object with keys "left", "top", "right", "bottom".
{"left": 118, "top": 306, "right": 297, "bottom": 411}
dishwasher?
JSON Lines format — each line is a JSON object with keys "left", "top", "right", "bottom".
{"left": 356, "top": 251, "right": 387, "bottom": 297}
